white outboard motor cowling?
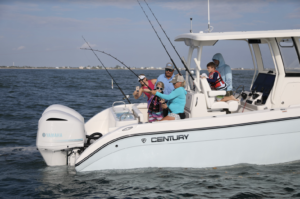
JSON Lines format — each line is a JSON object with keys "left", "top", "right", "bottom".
{"left": 37, "top": 104, "right": 86, "bottom": 166}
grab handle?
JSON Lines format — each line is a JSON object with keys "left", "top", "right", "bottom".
{"left": 112, "top": 101, "right": 126, "bottom": 112}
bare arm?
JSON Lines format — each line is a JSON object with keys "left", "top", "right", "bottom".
{"left": 151, "top": 79, "right": 157, "bottom": 86}
{"left": 133, "top": 87, "right": 144, "bottom": 99}
{"left": 143, "top": 89, "right": 151, "bottom": 93}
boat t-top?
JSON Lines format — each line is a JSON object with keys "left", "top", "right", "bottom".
{"left": 36, "top": 29, "right": 300, "bottom": 172}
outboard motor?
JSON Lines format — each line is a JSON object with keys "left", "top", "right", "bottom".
{"left": 36, "top": 104, "right": 86, "bottom": 166}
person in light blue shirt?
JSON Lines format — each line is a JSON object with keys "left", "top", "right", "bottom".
{"left": 155, "top": 62, "right": 175, "bottom": 95}
{"left": 212, "top": 53, "right": 236, "bottom": 100}
{"left": 151, "top": 74, "right": 187, "bottom": 121}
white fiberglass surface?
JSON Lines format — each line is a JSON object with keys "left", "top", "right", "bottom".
{"left": 77, "top": 116, "right": 300, "bottom": 172}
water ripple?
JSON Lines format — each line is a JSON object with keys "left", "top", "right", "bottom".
{"left": 1, "top": 69, "right": 300, "bottom": 198}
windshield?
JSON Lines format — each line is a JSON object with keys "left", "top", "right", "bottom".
{"left": 258, "top": 43, "right": 276, "bottom": 72}
{"left": 276, "top": 37, "right": 300, "bottom": 75}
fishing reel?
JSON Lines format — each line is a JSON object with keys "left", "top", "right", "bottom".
{"left": 123, "top": 95, "right": 130, "bottom": 100}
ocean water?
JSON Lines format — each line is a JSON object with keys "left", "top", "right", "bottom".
{"left": 1, "top": 69, "right": 300, "bottom": 198}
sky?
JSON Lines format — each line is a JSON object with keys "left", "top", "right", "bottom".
{"left": 0, "top": 0, "right": 299, "bottom": 69}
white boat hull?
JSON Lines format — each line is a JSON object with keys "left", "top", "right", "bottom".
{"left": 75, "top": 107, "right": 300, "bottom": 172}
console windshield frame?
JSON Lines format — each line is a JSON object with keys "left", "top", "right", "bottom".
{"left": 276, "top": 37, "right": 300, "bottom": 77}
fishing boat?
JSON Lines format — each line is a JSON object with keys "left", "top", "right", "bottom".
{"left": 36, "top": 29, "right": 300, "bottom": 172}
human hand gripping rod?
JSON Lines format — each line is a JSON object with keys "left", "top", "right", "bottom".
{"left": 80, "top": 48, "right": 153, "bottom": 91}
{"left": 82, "top": 36, "right": 131, "bottom": 104}
{"left": 137, "top": 0, "right": 182, "bottom": 76}
{"left": 143, "top": 0, "right": 194, "bottom": 81}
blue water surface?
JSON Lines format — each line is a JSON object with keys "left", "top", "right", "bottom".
{"left": 1, "top": 69, "right": 300, "bottom": 198}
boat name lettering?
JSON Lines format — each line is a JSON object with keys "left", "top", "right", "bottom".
{"left": 42, "top": 133, "right": 62, "bottom": 138}
{"left": 151, "top": 134, "right": 189, "bottom": 142}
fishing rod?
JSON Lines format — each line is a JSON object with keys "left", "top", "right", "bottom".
{"left": 143, "top": 0, "right": 194, "bottom": 81}
{"left": 137, "top": 0, "right": 182, "bottom": 76}
{"left": 82, "top": 36, "right": 131, "bottom": 104}
{"left": 81, "top": 47, "right": 174, "bottom": 114}
{"left": 80, "top": 48, "right": 153, "bottom": 91}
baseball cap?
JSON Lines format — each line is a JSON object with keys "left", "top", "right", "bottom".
{"left": 170, "top": 75, "right": 184, "bottom": 83}
{"left": 165, "top": 62, "right": 174, "bottom": 70}
{"left": 138, "top": 75, "right": 146, "bottom": 82}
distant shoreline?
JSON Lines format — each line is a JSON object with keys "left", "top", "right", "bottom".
{"left": 0, "top": 67, "right": 254, "bottom": 71}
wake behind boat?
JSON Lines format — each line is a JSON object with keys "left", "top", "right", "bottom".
{"left": 36, "top": 29, "right": 300, "bottom": 172}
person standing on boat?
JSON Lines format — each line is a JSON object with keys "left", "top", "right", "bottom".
{"left": 147, "top": 82, "right": 165, "bottom": 122}
{"left": 156, "top": 62, "right": 175, "bottom": 95}
{"left": 133, "top": 74, "right": 156, "bottom": 102}
{"left": 151, "top": 74, "right": 187, "bottom": 121}
{"left": 212, "top": 53, "right": 235, "bottom": 100}
{"left": 155, "top": 62, "right": 175, "bottom": 117}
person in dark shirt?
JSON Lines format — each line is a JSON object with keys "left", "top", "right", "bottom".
{"left": 147, "top": 81, "right": 164, "bottom": 122}
{"left": 202, "top": 62, "right": 237, "bottom": 102}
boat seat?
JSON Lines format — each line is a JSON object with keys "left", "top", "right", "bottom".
{"left": 132, "top": 105, "right": 144, "bottom": 123}
{"left": 200, "top": 78, "right": 238, "bottom": 112}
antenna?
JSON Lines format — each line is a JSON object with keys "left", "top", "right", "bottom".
{"left": 190, "top": 18, "right": 193, "bottom": 33}
{"left": 207, "top": 0, "right": 213, "bottom": 33}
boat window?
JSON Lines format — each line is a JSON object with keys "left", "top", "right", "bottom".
{"left": 258, "top": 43, "right": 275, "bottom": 72}
{"left": 279, "top": 38, "right": 294, "bottom": 47}
{"left": 276, "top": 37, "right": 300, "bottom": 75}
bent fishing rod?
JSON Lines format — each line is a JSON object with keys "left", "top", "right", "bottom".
{"left": 143, "top": 0, "right": 194, "bottom": 81}
{"left": 82, "top": 47, "right": 175, "bottom": 113}
{"left": 82, "top": 36, "right": 131, "bottom": 104}
{"left": 88, "top": 48, "right": 173, "bottom": 112}
{"left": 137, "top": 0, "right": 182, "bottom": 76}
{"left": 80, "top": 48, "right": 153, "bottom": 91}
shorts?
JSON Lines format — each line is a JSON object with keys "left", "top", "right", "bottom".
{"left": 149, "top": 112, "right": 163, "bottom": 122}
{"left": 225, "top": 91, "right": 233, "bottom": 97}
{"left": 216, "top": 95, "right": 224, "bottom": 101}
{"left": 168, "top": 113, "right": 180, "bottom": 120}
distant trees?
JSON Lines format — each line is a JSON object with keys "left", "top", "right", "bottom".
{"left": 115, "top": 65, "right": 122, "bottom": 69}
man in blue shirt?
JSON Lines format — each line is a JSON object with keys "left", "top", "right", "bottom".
{"left": 156, "top": 62, "right": 175, "bottom": 95}
{"left": 156, "top": 62, "right": 175, "bottom": 117}
{"left": 212, "top": 53, "right": 236, "bottom": 103}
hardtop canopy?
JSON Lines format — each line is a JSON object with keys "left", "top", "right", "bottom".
{"left": 175, "top": 29, "right": 300, "bottom": 46}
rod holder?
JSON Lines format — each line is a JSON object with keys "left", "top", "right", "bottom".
{"left": 190, "top": 18, "right": 193, "bottom": 33}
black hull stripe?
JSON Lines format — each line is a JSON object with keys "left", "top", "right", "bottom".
{"left": 75, "top": 116, "right": 300, "bottom": 167}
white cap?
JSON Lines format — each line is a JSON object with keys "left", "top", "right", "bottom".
{"left": 170, "top": 75, "right": 184, "bottom": 83}
{"left": 138, "top": 75, "right": 145, "bottom": 82}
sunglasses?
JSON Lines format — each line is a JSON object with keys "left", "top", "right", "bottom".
{"left": 156, "top": 87, "right": 163, "bottom": 91}
{"left": 165, "top": 69, "right": 173, "bottom": 72}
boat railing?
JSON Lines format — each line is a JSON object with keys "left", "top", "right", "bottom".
{"left": 112, "top": 101, "right": 126, "bottom": 112}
